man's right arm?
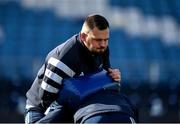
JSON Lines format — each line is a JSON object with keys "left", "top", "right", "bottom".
{"left": 39, "top": 56, "right": 76, "bottom": 109}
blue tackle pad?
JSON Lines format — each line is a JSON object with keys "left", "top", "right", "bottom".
{"left": 58, "top": 70, "right": 120, "bottom": 108}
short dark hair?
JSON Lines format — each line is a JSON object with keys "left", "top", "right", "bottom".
{"left": 85, "top": 14, "right": 109, "bottom": 30}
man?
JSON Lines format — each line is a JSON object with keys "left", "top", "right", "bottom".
{"left": 25, "top": 14, "right": 121, "bottom": 123}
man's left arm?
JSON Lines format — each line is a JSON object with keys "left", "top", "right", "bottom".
{"left": 102, "top": 47, "right": 121, "bottom": 82}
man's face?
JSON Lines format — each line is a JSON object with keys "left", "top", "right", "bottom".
{"left": 84, "top": 27, "right": 109, "bottom": 54}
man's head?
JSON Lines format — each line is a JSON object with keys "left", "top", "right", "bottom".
{"left": 80, "top": 14, "right": 109, "bottom": 54}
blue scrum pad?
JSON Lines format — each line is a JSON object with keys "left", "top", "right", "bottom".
{"left": 58, "top": 70, "right": 120, "bottom": 107}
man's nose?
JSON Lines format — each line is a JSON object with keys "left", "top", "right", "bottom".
{"left": 99, "top": 41, "right": 107, "bottom": 47}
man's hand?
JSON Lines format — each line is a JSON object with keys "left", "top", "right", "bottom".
{"left": 108, "top": 68, "right": 121, "bottom": 82}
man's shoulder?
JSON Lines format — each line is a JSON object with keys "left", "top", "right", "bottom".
{"left": 46, "top": 34, "right": 80, "bottom": 60}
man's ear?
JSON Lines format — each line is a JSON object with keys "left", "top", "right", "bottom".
{"left": 80, "top": 33, "right": 87, "bottom": 42}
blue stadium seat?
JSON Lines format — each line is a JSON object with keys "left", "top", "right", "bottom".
{"left": 109, "top": 30, "right": 128, "bottom": 60}
{"left": 165, "top": 46, "right": 180, "bottom": 81}
{"left": 127, "top": 37, "right": 149, "bottom": 81}
{"left": 144, "top": 37, "right": 164, "bottom": 61}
